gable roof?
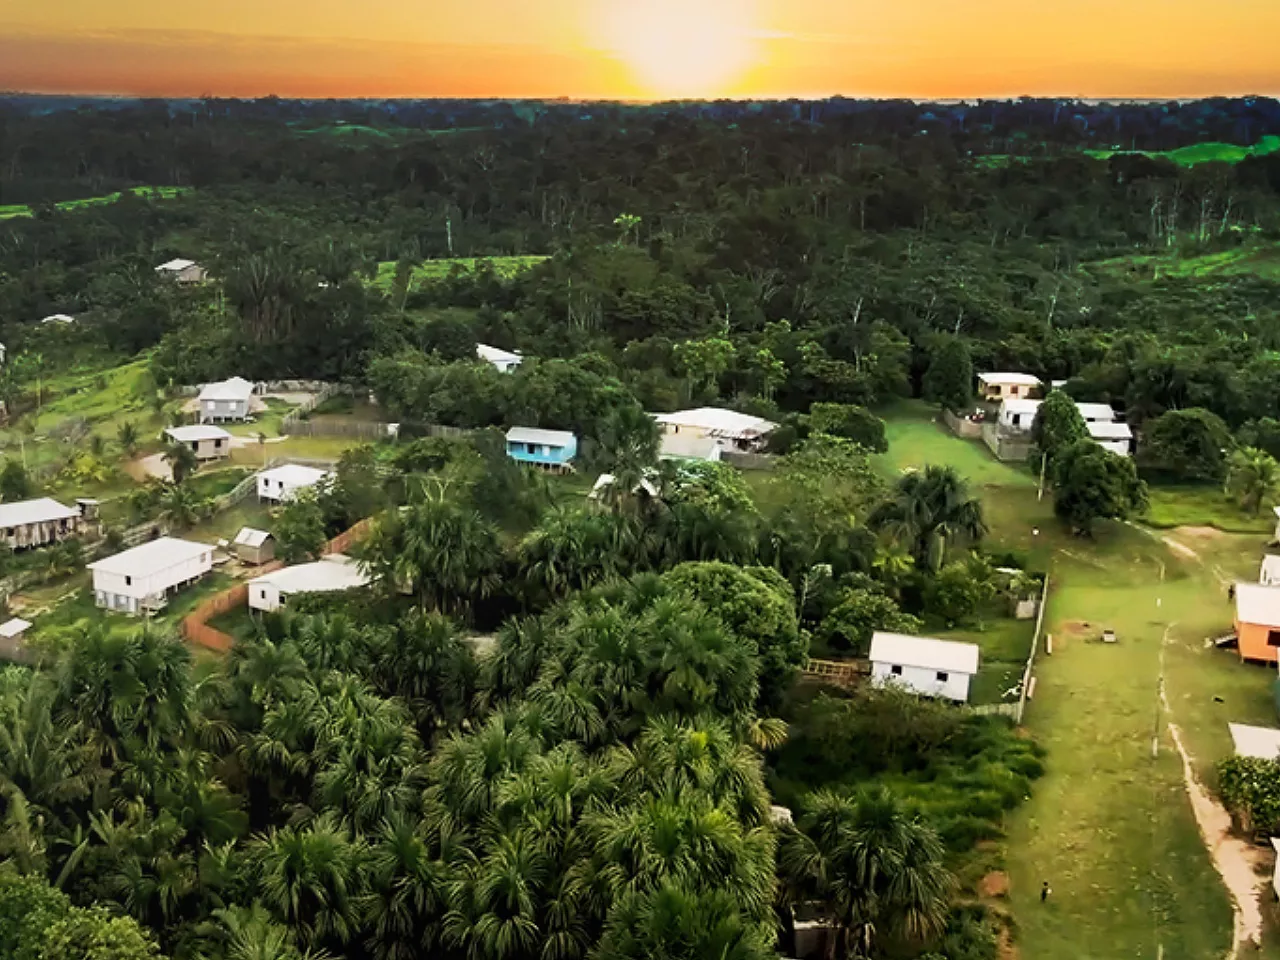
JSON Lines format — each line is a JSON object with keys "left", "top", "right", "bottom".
{"left": 1075, "top": 402, "right": 1118, "bottom": 423}
{"left": 507, "top": 427, "right": 575, "bottom": 447}
{"left": 234, "top": 527, "right": 273, "bottom": 548}
{"left": 869, "top": 632, "right": 981, "bottom": 675}
{"left": 999, "top": 398, "right": 1041, "bottom": 416}
{"left": 258, "top": 464, "right": 330, "bottom": 487}
{"left": 1087, "top": 421, "right": 1133, "bottom": 441}
{"left": 250, "top": 555, "right": 370, "bottom": 594}
{"left": 88, "top": 537, "right": 211, "bottom": 577}
{"left": 165, "top": 425, "right": 232, "bottom": 443}
{"left": 1235, "top": 583, "right": 1280, "bottom": 627}
{"left": 198, "top": 376, "right": 254, "bottom": 402}
{"left": 477, "top": 344, "right": 522, "bottom": 365}
{"left": 0, "top": 498, "right": 79, "bottom": 529}
{"left": 652, "top": 408, "right": 778, "bottom": 440}
{"left": 1229, "top": 723, "right": 1280, "bottom": 760}
{"left": 978, "top": 372, "right": 1041, "bottom": 387}
{"left": 157, "top": 258, "right": 197, "bottom": 272}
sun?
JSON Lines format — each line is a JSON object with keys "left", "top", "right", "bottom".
{"left": 595, "top": 0, "right": 759, "bottom": 98}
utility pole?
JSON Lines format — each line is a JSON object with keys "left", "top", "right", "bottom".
{"left": 1037, "top": 453, "right": 1047, "bottom": 502}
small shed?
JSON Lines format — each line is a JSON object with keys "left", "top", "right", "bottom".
{"left": 0, "top": 618, "right": 33, "bottom": 664}
{"left": 257, "top": 464, "right": 331, "bottom": 503}
{"left": 233, "top": 527, "right": 275, "bottom": 565}
{"left": 1087, "top": 420, "right": 1134, "bottom": 457}
{"left": 869, "top": 631, "right": 981, "bottom": 703}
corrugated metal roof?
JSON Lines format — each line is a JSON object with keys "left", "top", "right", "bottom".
{"left": 507, "top": 427, "right": 575, "bottom": 447}
{"left": 652, "top": 407, "right": 778, "bottom": 439}
{"left": 1236, "top": 583, "right": 1280, "bottom": 626}
{"left": 1075, "top": 402, "right": 1118, "bottom": 422}
{"left": 88, "top": 537, "right": 212, "bottom": 577}
{"left": 0, "top": 498, "right": 79, "bottom": 529}
{"left": 1087, "top": 421, "right": 1132, "bottom": 441}
{"left": 198, "top": 376, "right": 254, "bottom": 402}
{"left": 157, "top": 258, "right": 196, "bottom": 271}
{"left": 165, "top": 425, "right": 231, "bottom": 443}
{"left": 477, "top": 343, "right": 522, "bottom": 365}
{"left": 0, "top": 618, "right": 31, "bottom": 639}
{"left": 869, "top": 632, "right": 981, "bottom": 675}
{"left": 234, "top": 527, "right": 272, "bottom": 548}
{"left": 978, "top": 372, "right": 1041, "bottom": 386}
{"left": 258, "top": 464, "right": 330, "bottom": 486}
{"left": 251, "top": 555, "right": 370, "bottom": 594}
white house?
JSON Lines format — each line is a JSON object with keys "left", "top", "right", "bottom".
{"left": 198, "top": 377, "right": 254, "bottom": 423}
{"left": 652, "top": 408, "right": 778, "bottom": 453}
{"left": 997, "top": 398, "right": 1041, "bottom": 433}
{"left": 868, "top": 631, "right": 981, "bottom": 703}
{"left": 164, "top": 425, "right": 232, "bottom": 461}
{"left": 1075, "top": 402, "right": 1118, "bottom": 424}
{"left": 1087, "top": 420, "right": 1133, "bottom": 457}
{"left": 248, "top": 555, "right": 371, "bottom": 612}
{"left": 0, "top": 497, "right": 87, "bottom": 549}
{"left": 477, "top": 344, "right": 523, "bottom": 373}
{"left": 1228, "top": 723, "right": 1280, "bottom": 760}
{"left": 257, "top": 464, "right": 331, "bottom": 503}
{"left": 978, "top": 372, "right": 1041, "bottom": 403}
{"left": 88, "top": 537, "right": 213, "bottom": 615}
{"left": 156, "top": 258, "right": 207, "bottom": 284}
{"left": 659, "top": 433, "right": 723, "bottom": 462}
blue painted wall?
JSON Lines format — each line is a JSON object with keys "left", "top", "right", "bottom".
{"left": 506, "top": 435, "right": 577, "bottom": 465}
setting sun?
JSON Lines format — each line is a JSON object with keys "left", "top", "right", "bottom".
{"left": 594, "top": 0, "right": 759, "bottom": 98}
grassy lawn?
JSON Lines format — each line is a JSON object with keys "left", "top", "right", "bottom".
{"left": 0, "top": 186, "right": 189, "bottom": 220}
{"left": 935, "top": 617, "right": 1036, "bottom": 706}
{"left": 1085, "top": 135, "right": 1280, "bottom": 167}
{"left": 876, "top": 400, "right": 1036, "bottom": 489}
{"left": 1144, "top": 484, "right": 1274, "bottom": 534}
{"left": 188, "top": 500, "right": 277, "bottom": 544}
{"left": 224, "top": 397, "right": 298, "bottom": 439}
{"left": 371, "top": 256, "right": 549, "bottom": 293}
{"left": 229, "top": 436, "right": 358, "bottom": 468}
{"left": 1090, "top": 241, "right": 1280, "bottom": 284}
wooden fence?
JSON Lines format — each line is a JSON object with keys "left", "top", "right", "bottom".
{"left": 974, "top": 573, "right": 1052, "bottom": 723}
{"left": 282, "top": 419, "right": 396, "bottom": 440}
{"left": 179, "top": 517, "right": 375, "bottom": 653}
{"left": 802, "top": 657, "right": 870, "bottom": 688}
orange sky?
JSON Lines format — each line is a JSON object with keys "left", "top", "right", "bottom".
{"left": 2, "top": 0, "right": 1279, "bottom": 99}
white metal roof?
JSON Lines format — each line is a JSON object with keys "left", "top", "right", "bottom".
{"left": 1262, "top": 556, "right": 1280, "bottom": 584}
{"left": 869, "top": 632, "right": 981, "bottom": 675}
{"left": 88, "top": 537, "right": 211, "bottom": 576}
{"left": 258, "top": 464, "right": 330, "bottom": 487}
{"left": 978, "top": 372, "right": 1041, "bottom": 386}
{"left": 40, "top": 314, "right": 75, "bottom": 324}
{"left": 1087, "top": 421, "right": 1133, "bottom": 441}
{"left": 0, "top": 497, "right": 79, "bottom": 529}
{"left": 476, "top": 343, "right": 522, "bottom": 365}
{"left": 1075, "top": 402, "right": 1118, "bottom": 423}
{"left": 165, "top": 425, "right": 232, "bottom": 443}
{"left": 1235, "top": 583, "right": 1280, "bottom": 627}
{"left": 507, "top": 427, "right": 575, "bottom": 447}
{"left": 198, "top": 376, "right": 254, "bottom": 402}
{"left": 1229, "top": 723, "right": 1280, "bottom": 760}
{"left": 156, "top": 258, "right": 196, "bottom": 272}
{"left": 652, "top": 407, "right": 778, "bottom": 439}
{"left": 0, "top": 618, "right": 31, "bottom": 639}
{"left": 251, "top": 555, "right": 370, "bottom": 594}
{"left": 234, "top": 527, "right": 272, "bottom": 548}
{"left": 659, "top": 433, "right": 722, "bottom": 460}
{"left": 999, "top": 398, "right": 1041, "bottom": 416}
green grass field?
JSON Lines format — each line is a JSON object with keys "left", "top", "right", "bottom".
{"left": 875, "top": 401, "right": 1036, "bottom": 489}
{"left": 1090, "top": 240, "right": 1280, "bottom": 283}
{"left": 1086, "top": 135, "right": 1280, "bottom": 167}
{"left": 1144, "top": 484, "right": 1274, "bottom": 534}
{"left": 0, "top": 186, "right": 189, "bottom": 220}
{"left": 372, "top": 255, "right": 549, "bottom": 293}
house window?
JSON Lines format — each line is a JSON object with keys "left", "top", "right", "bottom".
{"left": 527, "top": 443, "right": 538, "bottom": 454}
{"left": 214, "top": 439, "right": 223, "bottom": 449}
{"left": 1011, "top": 414, "right": 1022, "bottom": 427}
{"left": 260, "top": 589, "right": 268, "bottom": 600}
{"left": 125, "top": 575, "right": 132, "bottom": 586}
{"left": 936, "top": 671, "right": 950, "bottom": 682}
{"left": 1267, "top": 630, "right": 1280, "bottom": 648}
{"left": 890, "top": 664, "right": 903, "bottom": 676}
{"left": 1010, "top": 385, "right": 1019, "bottom": 396}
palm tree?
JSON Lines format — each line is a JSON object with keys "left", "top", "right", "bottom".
{"left": 1226, "top": 447, "right": 1280, "bottom": 515}
{"left": 869, "top": 465, "right": 986, "bottom": 572}
{"left": 117, "top": 421, "right": 140, "bottom": 456}
{"left": 163, "top": 441, "right": 200, "bottom": 485}
{"left": 778, "top": 786, "right": 953, "bottom": 958}
{"left": 159, "top": 482, "right": 211, "bottom": 530}
{"left": 596, "top": 881, "right": 776, "bottom": 960}
{"left": 364, "top": 812, "right": 450, "bottom": 960}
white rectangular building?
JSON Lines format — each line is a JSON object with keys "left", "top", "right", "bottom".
{"left": 198, "top": 376, "right": 254, "bottom": 423}
{"left": 249, "top": 555, "right": 370, "bottom": 612}
{"left": 164, "top": 424, "right": 232, "bottom": 461}
{"left": 652, "top": 408, "right": 778, "bottom": 452}
{"left": 1087, "top": 420, "right": 1133, "bottom": 457}
{"left": 997, "top": 398, "right": 1041, "bottom": 433}
{"left": 869, "top": 631, "right": 981, "bottom": 702}
{"left": 257, "top": 464, "right": 332, "bottom": 502}
{"left": 88, "top": 537, "right": 213, "bottom": 615}
{"left": 476, "top": 343, "right": 523, "bottom": 373}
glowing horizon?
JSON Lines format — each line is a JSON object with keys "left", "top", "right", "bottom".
{"left": 2, "top": 0, "right": 1279, "bottom": 101}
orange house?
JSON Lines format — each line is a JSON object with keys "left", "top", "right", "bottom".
{"left": 1234, "top": 583, "right": 1280, "bottom": 663}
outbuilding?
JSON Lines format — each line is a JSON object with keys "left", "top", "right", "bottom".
{"left": 233, "top": 527, "right": 275, "bottom": 565}
{"left": 1262, "top": 555, "right": 1280, "bottom": 586}
{"left": 88, "top": 537, "right": 213, "bottom": 615}
{"left": 197, "top": 376, "right": 254, "bottom": 423}
{"left": 0, "top": 618, "right": 32, "bottom": 664}
{"left": 977, "top": 372, "right": 1041, "bottom": 403}
{"left": 1233, "top": 583, "right": 1280, "bottom": 663}
{"left": 257, "top": 464, "right": 331, "bottom": 503}
{"left": 868, "top": 631, "right": 981, "bottom": 702}
{"left": 156, "top": 258, "right": 208, "bottom": 284}
{"left": 248, "top": 555, "right": 370, "bottom": 612}
{"left": 997, "top": 398, "right": 1041, "bottom": 433}
{"left": 164, "top": 425, "right": 232, "bottom": 461}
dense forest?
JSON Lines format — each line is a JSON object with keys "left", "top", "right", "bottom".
{"left": 0, "top": 95, "right": 1276, "bottom": 959}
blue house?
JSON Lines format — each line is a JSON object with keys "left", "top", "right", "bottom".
{"left": 505, "top": 427, "right": 578, "bottom": 472}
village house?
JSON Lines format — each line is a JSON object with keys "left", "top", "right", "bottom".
{"left": 197, "top": 376, "right": 255, "bottom": 423}
{"left": 155, "top": 258, "right": 208, "bottom": 284}
{"left": 233, "top": 527, "right": 275, "bottom": 565}
{"left": 88, "top": 537, "right": 213, "bottom": 615}
{"left": 0, "top": 497, "right": 89, "bottom": 550}
{"left": 658, "top": 433, "right": 723, "bottom": 462}
{"left": 257, "top": 464, "right": 331, "bottom": 503}
{"left": 652, "top": 407, "right": 778, "bottom": 453}
{"left": 977, "top": 372, "right": 1041, "bottom": 403}
{"left": 1232, "top": 582, "right": 1280, "bottom": 663}
{"left": 505, "top": 427, "right": 577, "bottom": 472}
{"left": 1086, "top": 420, "right": 1134, "bottom": 457}
{"left": 868, "top": 631, "right": 981, "bottom": 703}
{"left": 248, "top": 555, "right": 370, "bottom": 613}
{"left": 164, "top": 425, "right": 232, "bottom": 461}
{"left": 476, "top": 343, "right": 523, "bottom": 373}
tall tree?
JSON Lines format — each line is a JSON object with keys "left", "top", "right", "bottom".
{"left": 869, "top": 465, "right": 987, "bottom": 572}
{"left": 1225, "top": 447, "right": 1280, "bottom": 515}
{"left": 921, "top": 336, "right": 973, "bottom": 412}
{"left": 1053, "top": 439, "right": 1149, "bottom": 535}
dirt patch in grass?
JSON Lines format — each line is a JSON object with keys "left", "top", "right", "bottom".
{"left": 1178, "top": 526, "right": 1229, "bottom": 542}
{"left": 1163, "top": 537, "right": 1200, "bottom": 561}
{"left": 980, "top": 871, "right": 1011, "bottom": 898}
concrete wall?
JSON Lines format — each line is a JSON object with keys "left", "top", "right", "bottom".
{"left": 982, "top": 423, "right": 1033, "bottom": 462}
{"left": 871, "top": 660, "right": 973, "bottom": 702}
{"left": 943, "top": 408, "right": 983, "bottom": 439}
